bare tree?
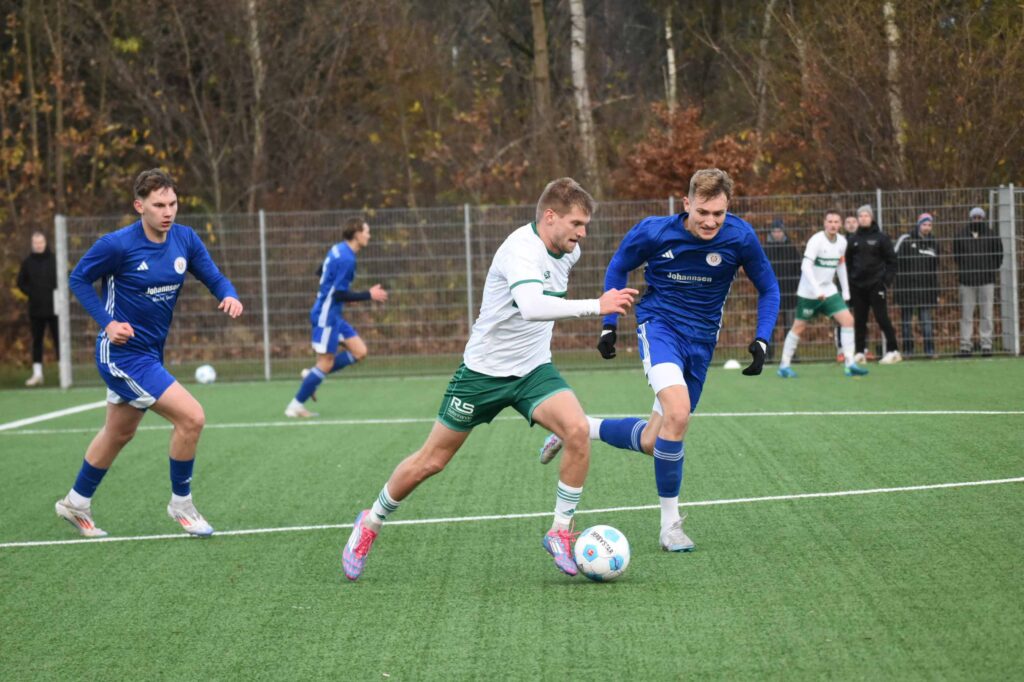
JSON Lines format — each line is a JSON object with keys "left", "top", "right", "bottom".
{"left": 245, "top": 0, "right": 267, "bottom": 213}
{"left": 883, "top": 0, "right": 907, "bottom": 182}
{"left": 530, "top": 0, "right": 556, "bottom": 180}
{"left": 568, "top": 0, "right": 600, "bottom": 196}
{"left": 664, "top": 5, "right": 677, "bottom": 115}
{"left": 753, "top": 0, "right": 778, "bottom": 174}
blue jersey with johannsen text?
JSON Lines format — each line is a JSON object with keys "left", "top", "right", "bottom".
{"left": 603, "top": 213, "right": 780, "bottom": 342}
{"left": 69, "top": 221, "right": 237, "bottom": 358}
{"left": 310, "top": 241, "right": 357, "bottom": 327}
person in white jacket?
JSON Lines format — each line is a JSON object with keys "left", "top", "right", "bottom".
{"left": 777, "top": 210, "right": 869, "bottom": 378}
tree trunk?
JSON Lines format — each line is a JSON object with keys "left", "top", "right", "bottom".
{"left": 530, "top": 0, "right": 555, "bottom": 179}
{"left": 753, "top": 0, "right": 777, "bottom": 174}
{"left": 664, "top": 5, "right": 677, "bottom": 116}
{"left": 883, "top": 0, "right": 907, "bottom": 183}
{"left": 42, "top": 2, "right": 66, "bottom": 213}
{"left": 568, "top": 0, "right": 600, "bottom": 196}
{"left": 23, "top": 0, "right": 41, "bottom": 174}
{"left": 245, "top": 0, "right": 266, "bottom": 214}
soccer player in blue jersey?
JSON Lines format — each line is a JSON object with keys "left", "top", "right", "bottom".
{"left": 540, "top": 168, "right": 780, "bottom": 552}
{"left": 56, "top": 169, "right": 243, "bottom": 538}
{"left": 284, "top": 217, "right": 388, "bottom": 418}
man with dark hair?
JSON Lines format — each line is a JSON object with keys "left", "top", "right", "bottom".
{"left": 17, "top": 231, "right": 58, "bottom": 386}
{"left": 340, "top": 178, "right": 637, "bottom": 581}
{"left": 894, "top": 213, "right": 940, "bottom": 358}
{"left": 953, "top": 207, "right": 1003, "bottom": 356}
{"left": 284, "top": 217, "right": 389, "bottom": 418}
{"left": 847, "top": 204, "right": 901, "bottom": 364}
{"left": 57, "top": 168, "right": 243, "bottom": 538}
{"left": 541, "top": 168, "right": 780, "bottom": 553}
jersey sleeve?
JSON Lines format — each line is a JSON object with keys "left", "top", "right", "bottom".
{"left": 511, "top": 281, "right": 599, "bottom": 320}
{"left": 187, "top": 229, "right": 238, "bottom": 301}
{"left": 602, "top": 219, "right": 656, "bottom": 326}
{"left": 740, "top": 228, "right": 781, "bottom": 341}
{"left": 69, "top": 233, "right": 123, "bottom": 329}
{"left": 331, "top": 253, "right": 357, "bottom": 292}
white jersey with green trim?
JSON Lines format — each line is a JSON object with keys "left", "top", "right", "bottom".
{"left": 463, "top": 223, "right": 581, "bottom": 377}
{"left": 797, "top": 231, "right": 846, "bottom": 299}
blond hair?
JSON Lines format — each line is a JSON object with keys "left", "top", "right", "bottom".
{"left": 688, "top": 168, "right": 734, "bottom": 202}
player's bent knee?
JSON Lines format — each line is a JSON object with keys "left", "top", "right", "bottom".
{"left": 559, "top": 418, "right": 589, "bottom": 450}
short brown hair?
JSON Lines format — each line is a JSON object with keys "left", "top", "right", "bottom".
{"left": 825, "top": 208, "right": 842, "bottom": 220}
{"left": 688, "top": 168, "right": 733, "bottom": 202}
{"left": 342, "top": 217, "right": 367, "bottom": 241}
{"left": 536, "top": 177, "right": 596, "bottom": 224}
{"left": 134, "top": 168, "right": 177, "bottom": 199}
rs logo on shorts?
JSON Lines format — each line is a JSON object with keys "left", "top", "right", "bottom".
{"left": 447, "top": 397, "right": 475, "bottom": 421}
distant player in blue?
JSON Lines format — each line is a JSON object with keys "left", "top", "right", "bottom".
{"left": 540, "top": 168, "right": 780, "bottom": 551}
{"left": 56, "top": 169, "right": 243, "bottom": 538}
{"left": 284, "top": 217, "right": 388, "bottom": 418}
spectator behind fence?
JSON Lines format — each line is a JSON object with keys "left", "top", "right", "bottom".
{"left": 847, "top": 204, "right": 902, "bottom": 364}
{"left": 16, "top": 231, "right": 59, "bottom": 387}
{"left": 762, "top": 218, "right": 801, "bottom": 361}
{"left": 894, "top": 213, "right": 940, "bottom": 358}
{"left": 953, "top": 207, "right": 1003, "bottom": 356}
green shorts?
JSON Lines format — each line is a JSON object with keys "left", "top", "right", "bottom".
{"left": 794, "top": 293, "right": 848, "bottom": 321}
{"left": 436, "top": 362, "right": 572, "bottom": 431}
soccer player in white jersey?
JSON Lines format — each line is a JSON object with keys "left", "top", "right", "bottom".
{"left": 777, "top": 209, "right": 868, "bottom": 378}
{"left": 341, "top": 178, "right": 638, "bottom": 581}
{"left": 57, "top": 169, "right": 244, "bottom": 538}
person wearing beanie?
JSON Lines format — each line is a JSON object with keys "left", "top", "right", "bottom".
{"left": 953, "top": 206, "right": 1003, "bottom": 356}
{"left": 16, "top": 231, "right": 59, "bottom": 387}
{"left": 763, "top": 218, "right": 801, "bottom": 362}
{"left": 846, "top": 205, "right": 902, "bottom": 364}
{"left": 894, "top": 213, "right": 940, "bottom": 358}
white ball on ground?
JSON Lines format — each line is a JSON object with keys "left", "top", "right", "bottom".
{"left": 853, "top": 352, "right": 866, "bottom": 364}
{"left": 573, "top": 525, "right": 631, "bottom": 582}
{"left": 723, "top": 359, "right": 742, "bottom": 370}
{"left": 195, "top": 364, "right": 217, "bottom": 384}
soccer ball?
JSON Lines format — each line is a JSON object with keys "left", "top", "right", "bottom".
{"left": 853, "top": 352, "right": 867, "bottom": 365}
{"left": 194, "top": 364, "right": 217, "bottom": 384}
{"left": 573, "top": 524, "right": 630, "bottom": 582}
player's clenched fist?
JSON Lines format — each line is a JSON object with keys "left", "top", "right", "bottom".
{"left": 104, "top": 320, "right": 135, "bottom": 345}
{"left": 598, "top": 287, "right": 638, "bottom": 316}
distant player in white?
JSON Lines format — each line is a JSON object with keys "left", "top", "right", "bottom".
{"left": 341, "top": 178, "right": 638, "bottom": 581}
{"left": 777, "top": 209, "right": 868, "bottom": 378}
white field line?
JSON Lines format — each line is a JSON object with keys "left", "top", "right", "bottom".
{"left": 3, "top": 475, "right": 1022, "bottom": 550}
{"left": 0, "top": 401, "right": 107, "bottom": 433}
{"left": 2, "top": 409, "right": 1023, "bottom": 437}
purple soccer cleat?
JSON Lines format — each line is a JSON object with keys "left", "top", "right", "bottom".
{"left": 342, "top": 509, "right": 379, "bottom": 581}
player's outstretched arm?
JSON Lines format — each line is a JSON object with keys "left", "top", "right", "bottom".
{"left": 369, "top": 284, "right": 388, "bottom": 302}
{"left": 218, "top": 296, "right": 244, "bottom": 318}
{"left": 741, "top": 338, "right": 769, "bottom": 376}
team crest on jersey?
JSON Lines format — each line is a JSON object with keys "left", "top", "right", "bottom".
{"left": 174, "top": 257, "right": 187, "bottom": 274}
{"left": 706, "top": 252, "right": 723, "bottom": 266}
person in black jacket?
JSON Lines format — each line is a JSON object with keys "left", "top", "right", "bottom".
{"left": 763, "top": 219, "right": 801, "bottom": 361}
{"left": 894, "top": 213, "right": 940, "bottom": 357}
{"left": 847, "top": 205, "right": 901, "bottom": 364}
{"left": 16, "top": 231, "right": 59, "bottom": 386}
{"left": 952, "top": 207, "right": 1003, "bottom": 356}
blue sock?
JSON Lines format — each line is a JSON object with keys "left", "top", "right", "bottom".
{"left": 72, "top": 459, "right": 109, "bottom": 498}
{"left": 295, "top": 367, "right": 325, "bottom": 402}
{"left": 331, "top": 351, "right": 356, "bottom": 373}
{"left": 169, "top": 458, "right": 194, "bottom": 497}
{"left": 598, "top": 417, "right": 648, "bottom": 452}
{"left": 653, "top": 437, "right": 684, "bottom": 498}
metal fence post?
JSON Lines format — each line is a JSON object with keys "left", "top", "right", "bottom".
{"left": 54, "top": 214, "right": 73, "bottom": 389}
{"left": 997, "top": 185, "right": 1020, "bottom": 355}
{"left": 875, "top": 188, "right": 883, "bottom": 230}
{"left": 464, "top": 204, "right": 474, "bottom": 329}
{"left": 258, "top": 209, "right": 272, "bottom": 380}
{"left": 668, "top": 195, "right": 675, "bottom": 214}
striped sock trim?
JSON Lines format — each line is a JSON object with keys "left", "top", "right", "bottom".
{"left": 311, "top": 367, "right": 326, "bottom": 379}
{"left": 377, "top": 488, "right": 399, "bottom": 513}
{"left": 630, "top": 419, "right": 648, "bottom": 451}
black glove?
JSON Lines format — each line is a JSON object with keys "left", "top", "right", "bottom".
{"left": 742, "top": 338, "right": 768, "bottom": 376}
{"left": 597, "top": 324, "right": 617, "bottom": 359}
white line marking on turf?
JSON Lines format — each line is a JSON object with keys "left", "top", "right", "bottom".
{"left": 0, "top": 401, "right": 106, "bottom": 433}
{"left": 4, "top": 475, "right": 1021, "bottom": 550}
{"left": 2, "top": 409, "right": 1022, "bottom": 436}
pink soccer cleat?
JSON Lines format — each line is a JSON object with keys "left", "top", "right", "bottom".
{"left": 342, "top": 509, "right": 379, "bottom": 581}
{"left": 542, "top": 527, "right": 579, "bottom": 576}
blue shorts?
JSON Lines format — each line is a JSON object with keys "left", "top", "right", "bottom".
{"left": 636, "top": 319, "right": 715, "bottom": 411}
{"left": 96, "top": 339, "right": 175, "bottom": 410}
{"left": 311, "top": 316, "right": 359, "bottom": 355}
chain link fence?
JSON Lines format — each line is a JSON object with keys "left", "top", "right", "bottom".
{"left": 54, "top": 186, "right": 1021, "bottom": 387}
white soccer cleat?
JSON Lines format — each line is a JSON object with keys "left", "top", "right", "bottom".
{"left": 284, "top": 399, "right": 318, "bottom": 418}
{"left": 879, "top": 350, "right": 903, "bottom": 365}
{"left": 539, "top": 433, "right": 563, "bottom": 464}
{"left": 167, "top": 497, "right": 214, "bottom": 537}
{"left": 660, "top": 515, "right": 695, "bottom": 552}
{"left": 55, "top": 496, "right": 108, "bottom": 538}
{"left": 25, "top": 374, "right": 43, "bottom": 387}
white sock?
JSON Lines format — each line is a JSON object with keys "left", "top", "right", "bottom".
{"left": 552, "top": 480, "right": 583, "bottom": 530}
{"left": 368, "top": 484, "right": 399, "bottom": 531}
{"left": 659, "top": 496, "right": 681, "bottom": 530}
{"left": 33, "top": 362, "right": 43, "bottom": 378}
{"left": 586, "top": 416, "right": 603, "bottom": 440}
{"left": 67, "top": 489, "right": 90, "bottom": 508}
{"left": 171, "top": 493, "right": 192, "bottom": 505}
{"left": 287, "top": 398, "right": 303, "bottom": 410}
{"left": 780, "top": 331, "right": 800, "bottom": 368}
{"left": 840, "top": 327, "right": 856, "bottom": 367}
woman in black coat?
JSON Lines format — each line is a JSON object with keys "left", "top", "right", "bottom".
{"left": 17, "top": 231, "right": 59, "bottom": 386}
